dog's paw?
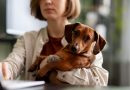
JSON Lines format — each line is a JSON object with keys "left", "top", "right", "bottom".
{"left": 28, "top": 65, "right": 37, "bottom": 72}
{"left": 28, "top": 68, "right": 33, "bottom": 72}
{"left": 36, "top": 69, "right": 46, "bottom": 78}
{"left": 47, "top": 55, "right": 61, "bottom": 63}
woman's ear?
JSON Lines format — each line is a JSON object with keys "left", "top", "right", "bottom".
{"left": 93, "top": 31, "right": 106, "bottom": 55}
{"left": 65, "top": 23, "right": 80, "bottom": 43}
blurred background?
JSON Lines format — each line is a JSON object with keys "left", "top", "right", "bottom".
{"left": 0, "top": 0, "right": 130, "bottom": 86}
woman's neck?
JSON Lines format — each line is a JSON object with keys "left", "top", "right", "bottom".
{"left": 47, "top": 18, "right": 69, "bottom": 38}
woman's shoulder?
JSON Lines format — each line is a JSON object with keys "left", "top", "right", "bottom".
{"left": 23, "top": 27, "right": 47, "bottom": 38}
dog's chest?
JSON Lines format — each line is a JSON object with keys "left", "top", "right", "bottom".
{"left": 67, "top": 55, "right": 90, "bottom": 68}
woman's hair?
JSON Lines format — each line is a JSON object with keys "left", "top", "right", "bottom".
{"left": 30, "top": 0, "right": 81, "bottom": 20}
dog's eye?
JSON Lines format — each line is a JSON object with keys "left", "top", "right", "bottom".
{"left": 72, "top": 30, "right": 80, "bottom": 36}
{"left": 83, "top": 35, "right": 90, "bottom": 42}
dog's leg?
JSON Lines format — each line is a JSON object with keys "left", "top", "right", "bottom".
{"left": 36, "top": 63, "right": 53, "bottom": 79}
{"left": 36, "top": 55, "right": 61, "bottom": 79}
{"left": 47, "top": 55, "right": 61, "bottom": 63}
{"left": 28, "top": 56, "right": 46, "bottom": 72}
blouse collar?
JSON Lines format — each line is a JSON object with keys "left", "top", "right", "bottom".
{"left": 41, "top": 27, "right": 68, "bottom": 47}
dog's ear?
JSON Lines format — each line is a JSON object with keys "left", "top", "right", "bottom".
{"left": 65, "top": 23, "right": 80, "bottom": 43}
{"left": 93, "top": 31, "right": 106, "bottom": 55}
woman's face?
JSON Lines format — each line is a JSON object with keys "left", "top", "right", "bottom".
{"left": 39, "top": 0, "right": 67, "bottom": 20}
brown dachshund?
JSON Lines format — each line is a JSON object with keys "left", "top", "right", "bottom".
{"left": 28, "top": 23, "right": 106, "bottom": 84}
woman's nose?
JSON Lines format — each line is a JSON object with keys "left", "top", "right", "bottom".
{"left": 45, "top": 0, "right": 53, "bottom": 4}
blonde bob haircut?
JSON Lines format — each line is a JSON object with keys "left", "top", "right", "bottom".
{"left": 30, "top": 0, "right": 81, "bottom": 20}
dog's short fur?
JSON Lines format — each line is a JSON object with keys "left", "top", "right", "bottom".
{"left": 28, "top": 23, "right": 106, "bottom": 84}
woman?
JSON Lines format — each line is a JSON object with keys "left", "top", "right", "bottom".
{"left": 0, "top": 0, "right": 108, "bottom": 86}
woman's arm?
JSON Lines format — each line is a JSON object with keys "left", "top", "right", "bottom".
{"left": 0, "top": 36, "right": 26, "bottom": 80}
{"left": 56, "top": 52, "right": 109, "bottom": 86}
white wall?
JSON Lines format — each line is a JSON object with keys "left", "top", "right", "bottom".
{"left": 6, "top": 0, "right": 47, "bottom": 35}
{"left": 120, "top": 0, "right": 130, "bottom": 85}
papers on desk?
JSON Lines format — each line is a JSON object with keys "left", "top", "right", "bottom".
{"left": 1, "top": 80, "right": 45, "bottom": 90}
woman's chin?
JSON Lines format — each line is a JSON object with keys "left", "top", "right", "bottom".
{"left": 46, "top": 16, "right": 60, "bottom": 21}
{"left": 44, "top": 14, "right": 64, "bottom": 21}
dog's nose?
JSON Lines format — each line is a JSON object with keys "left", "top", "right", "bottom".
{"left": 71, "top": 46, "right": 77, "bottom": 53}
{"left": 71, "top": 44, "right": 79, "bottom": 53}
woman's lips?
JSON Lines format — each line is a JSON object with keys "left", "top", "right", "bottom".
{"left": 44, "top": 8, "right": 55, "bottom": 11}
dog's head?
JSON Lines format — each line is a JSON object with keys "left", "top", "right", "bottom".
{"left": 65, "top": 22, "right": 106, "bottom": 55}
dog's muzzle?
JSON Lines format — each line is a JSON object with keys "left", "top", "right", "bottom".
{"left": 71, "top": 44, "right": 79, "bottom": 54}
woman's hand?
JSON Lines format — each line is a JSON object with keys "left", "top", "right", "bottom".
{"left": 0, "top": 63, "right": 3, "bottom": 80}
{"left": 0, "top": 62, "right": 10, "bottom": 80}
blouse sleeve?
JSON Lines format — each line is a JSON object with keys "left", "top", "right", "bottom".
{"left": 56, "top": 52, "right": 109, "bottom": 86}
{"left": 0, "top": 36, "right": 26, "bottom": 80}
